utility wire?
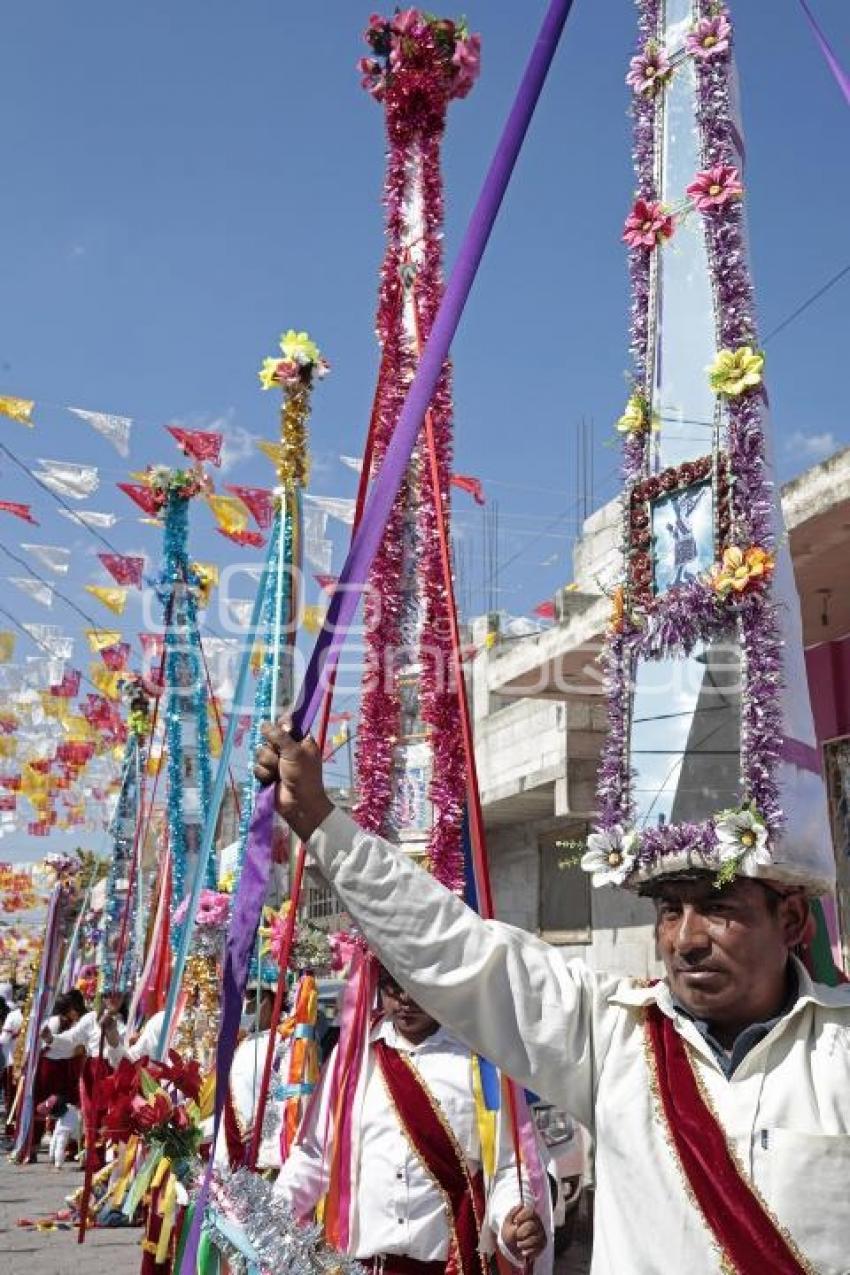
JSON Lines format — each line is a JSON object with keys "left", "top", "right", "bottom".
{"left": 762, "top": 261, "right": 850, "bottom": 345}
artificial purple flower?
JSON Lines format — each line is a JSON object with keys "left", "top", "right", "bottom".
{"left": 626, "top": 42, "right": 671, "bottom": 95}
{"left": 686, "top": 12, "right": 732, "bottom": 61}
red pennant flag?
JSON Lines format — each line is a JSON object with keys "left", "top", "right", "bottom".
{"left": 0, "top": 795, "right": 15, "bottom": 813}
{"left": 98, "top": 553, "right": 145, "bottom": 588}
{"left": 451, "top": 474, "right": 486, "bottom": 505}
{"left": 328, "top": 711, "right": 352, "bottom": 723}
{"left": 139, "top": 632, "right": 165, "bottom": 662}
{"left": 225, "top": 484, "right": 275, "bottom": 530}
{"left": 314, "top": 574, "right": 338, "bottom": 593}
{"left": 49, "top": 669, "right": 82, "bottom": 699}
{"left": 216, "top": 527, "right": 266, "bottom": 549}
{"left": 118, "top": 482, "right": 162, "bottom": 517}
{"left": 166, "top": 426, "right": 223, "bottom": 467}
{"left": 533, "top": 600, "right": 556, "bottom": 621}
{"left": 0, "top": 776, "right": 21, "bottom": 791}
{"left": 28, "top": 821, "right": 52, "bottom": 837}
{"left": 0, "top": 499, "right": 37, "bottom": 524}
{"left": 101, "top": 641, "right": 131, "bottom": 672}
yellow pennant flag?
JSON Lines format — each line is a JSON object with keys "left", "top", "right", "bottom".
{"left": 85, "top": 628, "right": 123, "bottom": 653}
{"left": 256, "top": 440, "right": 288, "bottom": 475}
{"left": 207, "top": 704, "right": 222, "bottom": 758}
{"left": 0, "top": 737, "right": 16, "bottom": 760}
{"left": 206, "top": 495, "right": 247, "bottom": 535}
{"left": 0, "top": 632, "right": 14, "bottom": 662}
{"left": 128, "top": 470, "right": 153, "bottom": 483}
{"left": 0, "top": 395, "right": 35, "bottom": 426}
{"left": 302, "top": 604, "right": 326, "bottom": 635}
{"left": 192, "top": 561, "right": 219, "bottom": 609}
{"left": 85, "top": 585, "right": 128, "bottom": 616}
{"left": 89, "top": 662, "right": 121, "bottom": 700}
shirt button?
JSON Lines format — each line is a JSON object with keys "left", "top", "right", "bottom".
{"left": 396, "top": 1171, "right": 403, "bottom": 1180}
{"left": 397, "top": 1218, "right": 403, "bottom": 1225}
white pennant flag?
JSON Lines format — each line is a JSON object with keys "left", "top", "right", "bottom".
{"left": 0, "top": 665, "right": 25, "bottom": 692}
{"left": 304, "top": 494, "right": 355, "bottom": 526}
{"left": 9, "top": 577, "right": 54, "bottom": 608}
{"left": 35, "top": 459, "right": 100, "bottom": 501}
{"left": 339, "top": 454, "right": 364, "bottom": 474}
{"left": 226, "top": 598, "right": 254, "bottom": 629}
{"left": 67, "top": 407, "right": 132, "bottom": 458}
{"left": 57, "top": 507, "right": 117, "bottom": 530}
{"left": 304, "top": 536, "right": 333, "bottom": 574}
{"left": 20, "top": 544, "right": 71, "bottom": 576}
{"left": 22, "top": 624, "right": 74, "bottom": 660}
{"left": 24, "top": 656, "right": 65, "bottom": 690}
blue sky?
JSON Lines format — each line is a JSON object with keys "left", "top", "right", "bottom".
{"left": 0, "top": 0, "right": 848, "bottom": 858}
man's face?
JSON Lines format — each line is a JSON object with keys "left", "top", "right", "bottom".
{"left": 654, "top": 876, "right": 808, "bottom": 1033}
{"left": 379, "top": 975, "right": 439, "bottom": 1044}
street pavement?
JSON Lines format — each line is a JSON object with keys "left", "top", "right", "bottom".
{"left": 0, "top": 1150, "right": 592, "bottom": 1274}
{"left": 0, "top": 1154, "right": 140, "bottom": 1275}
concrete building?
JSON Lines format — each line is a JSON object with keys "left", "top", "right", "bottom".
{"left": 470, "top": 445, "right": 850, "bottom": 978}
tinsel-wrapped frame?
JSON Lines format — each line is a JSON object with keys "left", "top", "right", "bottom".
{"left": 597, "top": 0, "right": 786, "bottom": 873}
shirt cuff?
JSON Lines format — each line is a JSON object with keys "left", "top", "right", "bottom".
{"left": 307, "top": 807, "right": 359, "bottom": 877}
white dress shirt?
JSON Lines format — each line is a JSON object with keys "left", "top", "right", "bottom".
{"left": 275, "top": 1018, "right": 540, "bottom": 1267}
{"left": 307, "top": 808, "right": 850, "bottom": 1275}
{"left": 0, "top": 1006, "right": 22, "bottom": 1067}
{"left": 45, "top": 1010, "right": 102, "bottom": 1059}
{"left": 213, "top": 1030, "right": 290, "bottom": 1170}
{"left": 105, "top": 1010, "right": 168, "bottom": 1067}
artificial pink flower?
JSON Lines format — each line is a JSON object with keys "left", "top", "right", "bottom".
{"left": 686, "top": 12, "right": 732, "bottom": 60}
{"left": 622, "top": 198, "right": 675, "bottom": 250}
{"left": 686, "top": 164, "right": 743, "bottom": 211}
{"left": 625, "top": 42, "right": 671, "bottom": 95}
{"left": 172, "top": 888, "right": 229, "bottom": 929}
{"left": 452, "top": 34, "right": 482, "bottom": 99}
{"left": 392, "top": 8, "right": 424, "bottom": 38}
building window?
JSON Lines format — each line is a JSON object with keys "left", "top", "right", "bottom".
{"left": 538, "top": 828, "right": 591, "bottom": 942}
{"left": 305, "top": 884, "right": 340, "bottom": 923}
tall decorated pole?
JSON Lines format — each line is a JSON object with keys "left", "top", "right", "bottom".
{"left": 238, "top": 330, "right": 328, "bottom": 879}
{"left": 96, "top": 674, "right": 152, "bottom": 997}
{"left": 147, "top": 466, "right": 216, "bottom": 951}
{"left": 355, "top": 11, "right": 480, "bottom": 885}
{"left": 584, "top": 1, "right": 834, "bottom": 904}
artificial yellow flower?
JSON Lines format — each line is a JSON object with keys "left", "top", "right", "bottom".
{"left": 708, "top": 346, "right": 765, "bottom": 397}
{"left": 711, "top": 545, "right": 774, "bottom": 596}
{"left": 279, "top": 329, "right": 321, "bottom": 366}
{"left": 616, "top": 393, "right": 648, "bottom": 435}
{"left": 258, "top": 356, "right": 285, "bottom": 391}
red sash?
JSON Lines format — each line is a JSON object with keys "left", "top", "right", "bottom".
{"left": 645, "top": 1004, "right": 814, "bottom": 1275}
{"left": 223, "top": 1085, "right": 247, "bottom": 1169}
{"left": 373, "top": 1039, "right": 488, "bottom": 1275}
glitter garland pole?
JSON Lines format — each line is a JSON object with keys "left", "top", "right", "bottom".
{"left": 152, "top": 468, "right": 216, "bottom": 954}
{"left": 245, "top": 331, "right": 327, "bottom": 1167}
{"left": 97, "top": 679, "right": 152, "bottom": 997}
{"left": 354, "top": 9, "right": 480, "bottom": 888}
{"left": 253, "top": 330, "right": 328, "bottom": 880}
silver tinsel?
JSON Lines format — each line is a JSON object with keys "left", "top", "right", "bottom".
{"left": 210, "top": 1167, "right": 367, "bottom": 1275}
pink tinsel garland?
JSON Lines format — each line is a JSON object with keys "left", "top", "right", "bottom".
{"left": 354, "top": 12, "right": 473, "bottom": 890}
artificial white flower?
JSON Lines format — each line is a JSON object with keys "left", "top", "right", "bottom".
{"left": 580, "top": 825, "right": 638, "bottom": 888}
{"left": 714, "top": 807, "right": 771, "bottom": 874}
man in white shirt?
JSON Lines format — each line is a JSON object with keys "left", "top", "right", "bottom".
{"left": 274, "top": 961, "right": 548, "bottom": 1273}
{"left": 41, "top": 989, "right": 102, "bottom": 1059}
{"left": 255, "top": 726, "right": 850, "bottom": 1275}
{"left": 1, "top": 991, "right": 23, "bottom": 1129}
{"left": 214, "top": 976, "right": 291, "bottom": 1171}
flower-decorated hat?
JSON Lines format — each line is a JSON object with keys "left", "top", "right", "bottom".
{"left": 584, "top": 2, "right": 834, "bottom": 897}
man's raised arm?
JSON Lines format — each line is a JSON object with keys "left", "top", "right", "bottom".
{"left": 255, "top": 724, "right": 610, "bottom": 1126}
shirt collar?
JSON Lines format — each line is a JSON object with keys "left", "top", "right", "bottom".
{"left": 609, "top": 955, "right": 850, "bottom": 1017}
{"left": 370, "top": 1016, "right": 452, "bottom": 1054}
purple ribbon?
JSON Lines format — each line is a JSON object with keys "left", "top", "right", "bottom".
{"left": 780, "top": 734, "right": 822, "bottom": 776}
{"left": 179, "top": 2, "right": 576, "bottom": 1267}
{"left": 799, "top": 0, "right": 850, "bottom": 107}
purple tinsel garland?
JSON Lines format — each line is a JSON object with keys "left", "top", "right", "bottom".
{"left": 597, "top": 0, "right": 787, "bottom": 868}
